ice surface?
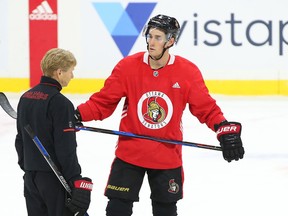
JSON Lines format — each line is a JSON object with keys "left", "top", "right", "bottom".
{"left": 1, "top": 93, "right": 288, "bottom": 216}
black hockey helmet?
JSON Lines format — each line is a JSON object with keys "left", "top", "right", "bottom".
{"left": 142, "top": 14, "right": 180, "bottom": 43}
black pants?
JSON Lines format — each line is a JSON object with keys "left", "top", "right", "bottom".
{"left": 105, "top": 158, "right": 183, "bottom": 216}
{"left": 24, "top": 171, "right": 72, "bottom": 216}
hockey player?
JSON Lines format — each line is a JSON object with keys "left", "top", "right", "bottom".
{"left": 75, "top": 14, "right": 244, "bottom": 216}
{"left": 15, "top": 48, "right": 93, "bottom": 216}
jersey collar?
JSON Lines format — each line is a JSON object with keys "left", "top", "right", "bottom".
{"left": 143, "top": 52, "right": 175, "bottom": 66}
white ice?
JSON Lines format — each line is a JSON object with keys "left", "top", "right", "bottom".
{"left": 1, "top": 93, "right": 288, "bottom": 216}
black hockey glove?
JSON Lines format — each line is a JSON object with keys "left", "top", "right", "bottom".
{"left": 66, "top": 177, "right": 93, "bottom": 216}
{"left": 215, "top": 121, "right": 244, "bottom": 162}
{"left": 74, "top": 108, "right": 83, "bottom": 129}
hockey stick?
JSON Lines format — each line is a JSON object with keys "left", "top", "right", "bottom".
{"left": 76, "top": 125, "right": 222, "bottom": 151}
{"left": 0, "top": 92, "right": 17, "bottom": 119}
{"left": 24, "top": 124, "right": 89, "bottom": 216}
{"left": 0, "top": 92, "right": 221, "bottom": 151}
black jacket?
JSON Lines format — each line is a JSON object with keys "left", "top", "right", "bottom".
{"left": 15, "top": 76, "right": 81, "bottom": 181}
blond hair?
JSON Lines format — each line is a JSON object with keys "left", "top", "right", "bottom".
{"left": 40, "top": 48, "right": 77, "bottom": 77}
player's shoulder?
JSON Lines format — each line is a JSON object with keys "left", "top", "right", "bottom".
{"left": 173, "top": 54, "right": 200, "bottom": 70}
{"left": 117, "top": 52, "right": 146, "bottom": 67}
{"left": 122, "top": 51, "right": 145, "bottom": 61}
{"left": 174, "top": 54, "right": 197, "bottom": 65}
{"left": 51, "top": 92, "right": 74, "bottom": 108}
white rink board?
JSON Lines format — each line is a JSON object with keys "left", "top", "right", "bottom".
{"left": 0, "top": 0, "right": 287, "bottom": 80}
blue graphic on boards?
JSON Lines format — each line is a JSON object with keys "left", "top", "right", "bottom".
{"left": 92, "top": 2, "right": 157, "bottom": 56}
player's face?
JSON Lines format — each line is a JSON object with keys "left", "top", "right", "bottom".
{"left": 57, "top": 66, "right": 74, "bottom": 87}
{"left": 146, "top": 28, "right": 167, "bottom": 58}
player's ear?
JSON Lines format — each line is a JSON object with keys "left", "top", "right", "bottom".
{"left": 51, "top": 69, "right": 62, "bottom": 81}
{"left": 165, "top": 38, "right": 175, "bottom": 48}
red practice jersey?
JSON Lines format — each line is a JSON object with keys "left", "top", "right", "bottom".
{"left": 78, "top": 52, "right": 225, "bottom": 169}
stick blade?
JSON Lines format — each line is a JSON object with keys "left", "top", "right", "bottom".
{"left": 0, "top": 92, "right": 17, "bottom": 119}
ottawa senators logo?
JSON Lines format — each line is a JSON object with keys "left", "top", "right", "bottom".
{"left": 144, "top": 97, "right": 166, "bottom": 123}
{"left": 168, "top": 179, "right": 179, "bottom": 194}
{"left": 137, "top": 91, "right": 173, "bottom": 129}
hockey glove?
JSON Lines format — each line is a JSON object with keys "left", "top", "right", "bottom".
{"left": 66, "top": 177, "right": 93, "bottom": 216}
{"left": 215, "top": 121, "right": 244, "bottom": 162}
{"left": 74, "top": 108, "right": 83, "bottom": 129}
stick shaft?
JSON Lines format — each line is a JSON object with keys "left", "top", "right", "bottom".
{"left": 24, "top": 124, "right": 90, "bottom": 216}
{"left": 77, "top": 125, "right": 222, "bottom": 151}
{"left": 0, "top": 92, "right": 221, "bottom": 152}
{"left": 24, "top": 124, "right": 72, "bottom": 194}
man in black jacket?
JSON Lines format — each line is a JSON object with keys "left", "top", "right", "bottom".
{"left": 15, "top": 48, "right": 93, "bottom": 216}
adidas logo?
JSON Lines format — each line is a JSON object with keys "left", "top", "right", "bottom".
{"left": 172, "top": 82, "right": 180, "bottom": 88}
{"left": 29, "top": 1, "right": 57, "bottom": 20}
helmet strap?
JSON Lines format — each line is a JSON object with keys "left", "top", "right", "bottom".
{"left": 147, "top": 42, "right": 171, "bottom": 61}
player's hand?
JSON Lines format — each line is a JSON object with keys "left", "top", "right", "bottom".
{"left": 74, "top": 108, "right": 83, "bottom": 129}
{"left": 66, "top": 177, "right": 93, "bottom": 216}
{"left": 216, "top": 121, "right": 244, "bottom": 162}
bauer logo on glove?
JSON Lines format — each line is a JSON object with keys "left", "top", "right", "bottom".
{"left": 215, "top": 121, "right": 245, "bottom": 162}
{"left": 216, "top": 123, "right": 241, "bottom": 138}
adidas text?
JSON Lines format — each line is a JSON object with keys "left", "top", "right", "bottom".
{"left": 29, "top": 14, "right": 57, "bottom": 20}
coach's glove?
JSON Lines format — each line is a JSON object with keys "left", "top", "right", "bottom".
{"left": 66, "top": 177, "right": 93, "bottom": 216}
{"left": 215, "top": 121, "right": 244, "bottom": 162}
{"left": 74, "top": 108, "right": 83, "bottom": 129}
